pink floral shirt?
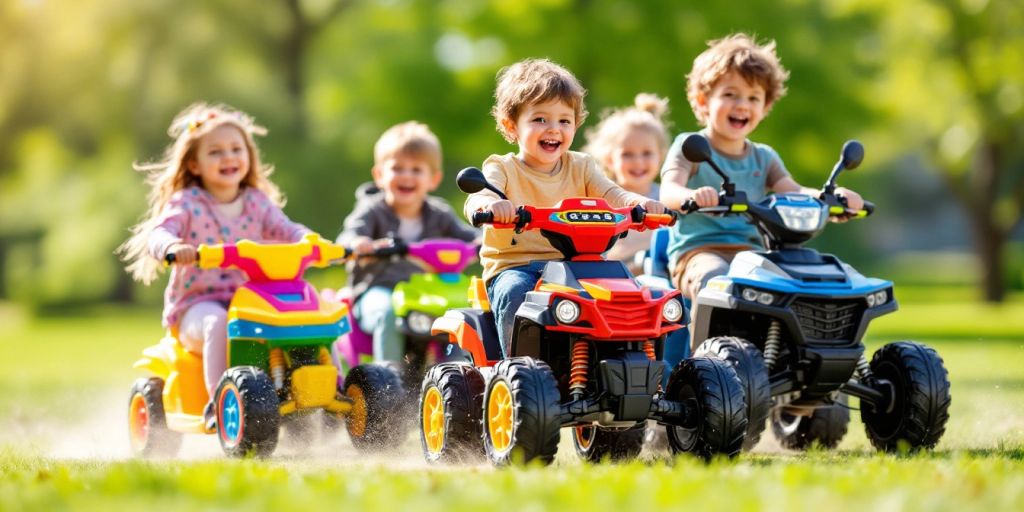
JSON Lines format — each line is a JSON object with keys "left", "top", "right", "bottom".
{"left": 147, "top": 186, "right": 310, "bottom": 327}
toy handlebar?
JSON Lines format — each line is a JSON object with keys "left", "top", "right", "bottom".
{"left": 471, "top": 211, "right": 494, "bottom": 226}
{"left": 164, "top": 233, "right": 351, "bottom": 280}
{"left": 680, "top": 199, "right": 701, "bottom": 213}
{"left": 829, "top": 196, "right": 875, "bottom": 219}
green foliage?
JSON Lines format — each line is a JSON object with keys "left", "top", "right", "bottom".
{"left": 1, "top": 0, "right": 1021, "bottom": 305}
{"left": 0, "top": 0, "right": 877, "bottom": 306}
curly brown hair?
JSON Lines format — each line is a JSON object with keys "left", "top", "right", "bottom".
{"left": 491, "top": 58, "right": 588, "bottom": 143}
{"left": 686, "top": 33, "right": 790, "bottom": 126}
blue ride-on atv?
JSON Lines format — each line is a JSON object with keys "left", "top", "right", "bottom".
{"left": 679, "top": 134, "right": 951, "bottom": 452}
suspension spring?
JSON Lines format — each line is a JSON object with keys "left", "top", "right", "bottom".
{"left": 269, "top": 348, "right": 285, "bottom": 391}
{"left": 763, "top": 320, "right": 781, "bottom": 369}
{"left": 569, "top": 340, "right": 589, "bottom": 397}
{"left": 642, "top": 340, "right": 656, "bottom": 361}
{"left": 318, "top": 346, "right": 332, "bottom": 366}
{"left": 856, "top": 354, "right": 873, "bottom": 380}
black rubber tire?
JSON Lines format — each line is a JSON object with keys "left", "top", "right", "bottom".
{"left": 418, "top": 362, "right": 485, "bottom": 463}
{"left": 344, "top": 363, "right": 408, "bottom": 451}
{"left": 483, "top": 357, "right": 562, "bottom": 466}
{"left": 214, "top": 366, "right": 280, "bottom": 458}
{"left": 572, "top": 422, "right": 646, "bottom": 462}
{"left": 694, "top": 336, "right": 772, "bottom": 450}
{"left": 771, "top": 393, "right": 851, "bottom": 450}
{"left": 127, "top": 377, "right": 182, "bottom": 458}
{"left": 665, "top": 357, "right": 747, "bottom": 460}
{"left": 861, "top": 341, "right": 951, "bottom": 452}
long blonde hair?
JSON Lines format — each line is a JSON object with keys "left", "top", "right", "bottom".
{"left": 118, "top": 102, "right": 284, "bottom": 284}
{"left": 583, "top": 93, "right": 671, "bottom": 179}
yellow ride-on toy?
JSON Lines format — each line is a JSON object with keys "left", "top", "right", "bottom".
{"left": 128, "top": 234, "right": 408, "bottom": 457}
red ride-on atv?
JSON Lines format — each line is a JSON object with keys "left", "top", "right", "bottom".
{"left": 418, "top": 168, "right": 748, "bottom": 465}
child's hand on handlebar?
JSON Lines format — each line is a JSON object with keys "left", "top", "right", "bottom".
{"left": 167, "top": 242, "right": 197, "bottom": 265}
{"left": 487, "top": 199, "right": 516, "bottom": 224}
{"left": 640, "top": 198, "right": 666, "bottom": 215}
{"left": 688, "top": 186, "right": 720, "bottom": 208}
{"left": 350, "top": 236, "right": 376, "bottom": 255}
{"left": 835, "top": 187, "right": 864, "bottom": 211}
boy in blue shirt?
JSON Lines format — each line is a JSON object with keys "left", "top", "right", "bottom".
{"left": 660, "top": 34, "right": 863, "bottom": 348}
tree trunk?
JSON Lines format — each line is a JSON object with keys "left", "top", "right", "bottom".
{"left": 968, "top": 139, "right": 1007, "bottom": 303}
{"left": 970, "top": 214, "right": 1006, "bottom": 303}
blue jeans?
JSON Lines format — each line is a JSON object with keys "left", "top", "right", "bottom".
{"left": 353, "top": 286, "right": 403, "bottom": 362}
{"left": 486, "top": 263, "right": 545, "bottom": 358}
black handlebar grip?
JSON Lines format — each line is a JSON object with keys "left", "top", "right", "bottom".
{"left": 863, "top": 201, "right": 875, "bottom": 216}
{"left": 165, "top": 253, "right": 176, "bottom": 264}
{"left": 680, "top": 199, "right": 701, "bottom": 213}
{"left": 630, "top": 205, "right": 646, "bottom": 223}
{"left": 471, "top": 211, "right": 495, "bottom": 226}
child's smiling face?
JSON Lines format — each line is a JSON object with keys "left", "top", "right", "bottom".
{"left": 188, "top": 124, "right": 251, "bottom": 202}
{"left": 503, "top": 99, "right": 578, "bottom": 173}
{"left": 700, "top": 71, "right": 768, "bottom": 153}
{"left": 606, "top": 128, "right": 662, "bottom": 194}
{"left": 372, "top": 153, "right": 441, "bottom": 214}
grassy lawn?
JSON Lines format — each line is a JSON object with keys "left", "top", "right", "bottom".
{"left": 0, "top": 294, "right": 1022, "bottom": 511}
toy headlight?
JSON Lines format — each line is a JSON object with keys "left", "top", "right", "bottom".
{"left": 408, "top": 311, "right": 434, "bottom": 334}
{"left": 555, "top": 300, "right": 581, "bottom": 324}
{"left": 866, "top": 290, "right": 888, "bottom": 307}
{"left": 740, "top": 287, "right": 776, "bottom": 305}
{"left": 776, "top": 205, "right": 825, "bottom": 232}
{"left": 662, "top": 299, "right": 683, "bottom": 323}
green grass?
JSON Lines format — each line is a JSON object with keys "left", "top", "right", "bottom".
{"left": 1, "top": 297, "right": 1023, "bottom": 511}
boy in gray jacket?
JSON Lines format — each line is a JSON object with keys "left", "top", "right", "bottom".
{"left": 337, "top": 121, "right": 478, "bottom": 362}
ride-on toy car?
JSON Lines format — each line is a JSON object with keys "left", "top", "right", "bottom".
{"left": 128, "top": 233, "right": 408, "bottom": 458}
{"left": 417, "top": 168, "right": 748, "bottom": 465}
{"left": 326, "top": 238, "right": 478, "bottom": 384}
{"left": 680, "top": 134, "right": 951, "bottom": 452}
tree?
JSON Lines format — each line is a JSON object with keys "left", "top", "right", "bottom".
{"left": 848, "top": 0, "right": 1024, "bottom": 301}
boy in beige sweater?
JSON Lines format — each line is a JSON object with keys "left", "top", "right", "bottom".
{"left": 465, "top": 58, "right": 666, "bottom": 356}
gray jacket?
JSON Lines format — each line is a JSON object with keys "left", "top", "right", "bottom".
{"left": 336, "top": 183, "right": 479, "bottom": 299}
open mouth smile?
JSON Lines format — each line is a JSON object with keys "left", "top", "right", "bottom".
{"left": 727, "top": 115, "right": 750, "bottom": 129}
{"left": 539, "top": 139, "right": 562, "bottom": 152}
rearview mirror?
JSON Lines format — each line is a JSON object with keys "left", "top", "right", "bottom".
{"left": 682, "top": 134, "right": 713, "bottom": 163}
{"left": 456, "top": 167, "right": 488, "bottom": 194}
{"left": 456, "top": 167, "right": 508, "bottom": 200}
{"left": 840, "top": 140, "right": 864, "bottom": 171}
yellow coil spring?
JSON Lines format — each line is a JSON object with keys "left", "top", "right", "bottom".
{"left": 569, "top": 340, "right": 589, "bottom": 395}
{"left": 642, "top": 340, "right": 656, "bottom": 361}
{"left": 269, "top": 348, "right": 285, "bottom": 390}
{"left": 318, "top": 346, "right": 332, "bottom": 366}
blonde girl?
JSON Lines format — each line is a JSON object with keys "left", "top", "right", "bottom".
{"left": 119, "top": 103, "right": 309, "bottom": 425}
{"left": 583, "top": 93, "right": 672, "bottom": 272}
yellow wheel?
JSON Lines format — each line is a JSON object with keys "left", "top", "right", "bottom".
{"left": 483, "top": 357, "right": 561, "bottom": 466}
{"left": 346, "top": 385, "right": 367, "bottom": 438}
{"left": 422, "top": 386, "right": 445, "bottom": 455}
{"left": 487, "top": 380, "right": 514, "bottom": 453}
{"left": 344, "top": 363, "right": 406, "bottom": 450}
{"left": 418, "top": 363, "right": 485, "bottom": 463}
{"left": 572, "top": 423, "right": 646, "bottom": 462}
{"left": 573, "top": 426, "right": 594, "bottom": 451}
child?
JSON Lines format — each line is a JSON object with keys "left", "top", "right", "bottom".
{"left": 465, "top": 58, "right": 667, "bottom": 356}
{"left": 118, "top": 103, "right": 311, "bottom": 426}
{"left": 659, "top": 34, "right": 863, "bottom": 343}
{"left": 336, "top": 121, "right": 478, "bottom": 363}
{"left": 583, "top": 93, "right": 672, "bottom": 274}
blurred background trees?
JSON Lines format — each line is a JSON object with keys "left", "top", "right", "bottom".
{"left": 0, "top": 0, "right": 1021, "bottom": 308}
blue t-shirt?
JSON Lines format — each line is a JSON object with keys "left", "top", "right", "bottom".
{"left": 660, "top": 132, "right": 789, "bottom": 271}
